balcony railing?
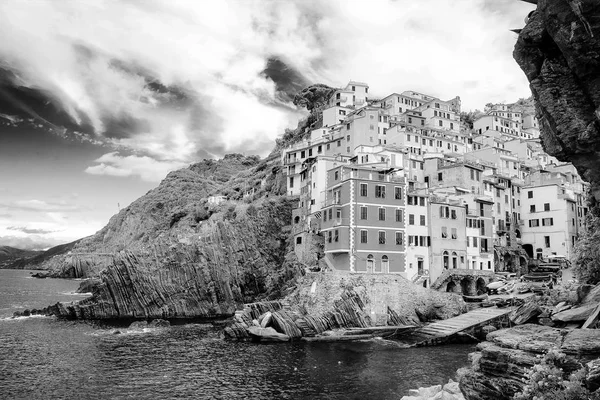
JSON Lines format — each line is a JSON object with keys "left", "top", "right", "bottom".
{"left": 322, "top": 198, "right": 342, "bottom": 208}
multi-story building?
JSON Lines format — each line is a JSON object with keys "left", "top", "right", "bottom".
{"left": 283, "top": 80, "right": 590, "bottom": 279}
{"left": 320, "top": 164, "right": 407, "bottom": 274}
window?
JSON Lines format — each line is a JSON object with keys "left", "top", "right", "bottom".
{"left": 439, "top": 120, "right": 443, "bottom": 127}
{"left": 530, "top": 205, "right": 536, "bottom": 213}
{"left": 528, "top": 191, "right": 533, "bottom": 198}
{"left": 451, "top": 228, "right": 457, "bottom": 239}
{"left": 420, "top": 215, "right": 426, "bottom": 226}
{"left": 394, "top": 187, "right": 402, "bottom": 200}
{"left": 361, "top": 230, "right": 367, "bottom": 243}
{"left": 378, "top": 231, "right": 386, "bottom": 244}
{"left": 301, "top": 150, "right": 305, "bottom": 158}
{"left": 379, "top": 208, "right": 386, "bottom": 221}
{"left": 395, "top": 232, "right": 403, "bottom": 245}
{"left": 529, "top": 219, "right": 540, "bottom": 227}
{"left": 451, "top": 210, "right": 457, "bottom": 220}
{"left": 438, "top": 172, "right": 443, "bottom": 181}
{"left": 334, "top": 229, "right": 339, "bottom": 242}
{"left": 360, "top": 206, "right": 367, "bottom": 220}
{"left": 544, "top": 203, "right": 550, "bottom": 211}
{"left": 473, "top": 237, "right": 478, "bottom": 247}
{"left": 481, "top": 238, "right": 488, "bottom": 252}
{"left": 337, "top": 140, "right": 341, "bottom": 147}
{"left": 289, "top": 177, "right": 294, "bottom": 188}
{"left": 328, "top": 231, "right": 332, "bottom": 243}
{"left": 407, "top": 196, "right": 413, "bottom": 206}
{"left": 542, "top": 217, "right": 554, "bottom": 226}
{"left": 396, "top": 209, "right": 402, "bottom": 222}
{"left": 360, "top": 183, "right": 368, "bottom": 196}
{"left": 381, "top": 255, "right": 388, "bottom": 273}
{"left": 441, "top": 227, "right": 448, "bottom": 238}
{"left": 375, "top": 185, "right": 386, "bottom": 198}
{"left": 443, "top": 251, "right": 449, "bottom": 269}
{"left": 470, "top": 169, "right": 474, "bottom": 180}
{"left": 419, "top": 197, "right": 425, "bottom": 206}
{"left": 544, "top": 236, "right": 550, "bottom": 248}
{"left": 318, "top": 145, "right": 322, "bottom": 153}
{"left": 409, "top": 214, "right": 415, "bottom": 225}
{"left": 296, "top": 237, "right": 302, "bottom": 245}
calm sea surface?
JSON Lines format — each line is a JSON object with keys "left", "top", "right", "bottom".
{"left": 0, "top": 269, "right": 475, "bottom": 399}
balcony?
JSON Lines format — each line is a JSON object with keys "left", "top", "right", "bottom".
{"left": 322, "top": 198, "right": 342, "bottom": 208}
{"left": 332, "top": 218, "right": 350, "bottom": 227}
{"left": 334, "top": 96, "right": 348, "bottom": 103}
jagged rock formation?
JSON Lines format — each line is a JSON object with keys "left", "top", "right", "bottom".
{"left": 458, "top": 324, "right": 600, "bottom": 400}
{"left": 50, "top": 196, "right": 302, "bottom": 319}
{"left": 224, "top": 272, "right": 465, "bottom": 340}
{"left": 514, "top": 0, "right": 600, "bottom": 199}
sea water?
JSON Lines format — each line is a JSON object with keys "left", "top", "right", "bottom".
{"left": 0, "top": 269, "right": 475, "bottom": 399}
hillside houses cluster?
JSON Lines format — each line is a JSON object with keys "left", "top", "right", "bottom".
{"left": 283, "top": 81, "right": 589, "bottom": 288}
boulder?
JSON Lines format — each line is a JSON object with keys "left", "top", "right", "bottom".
{"left": 247, "top": 326, "right": 290, "bottom": 342}
{"left": 561, "top": 329, "right": 600, "bottom": 356}
{"left": 486, "top": 324, "right": 562, "bottom": 353}
{"left": 128, "top": 320, "right": 148, "bottom": 330}
{"left": 148, "top": 319, "right": 170, "bottom": 328}
{"left": 553, "top": 301, "right": 571, "bottom": 314}
{"left": 552, "top": 303, "right": 598, "bottom": 323}
{"left": 432, "top": 391, "right": 457, "bottom": 400}
{"left": 582, "top": 285, "right": 600, "bottom": 305}
{"left": 443, "top": 379, "right": 461, "bottom": 395}
{"left": 259, "top": 311, "right": 272, "bottom": 328}
{"left": 418, "top": 384, "right": 442, "bottom": 398}
{"left": 508, "top": 301, "right": 541, "bottom": 325}
{"left": 578, "top": 285, "right": 595, "bottom": 303}
{"left": 586, "top": 359, "right": 600, "bottom": 392}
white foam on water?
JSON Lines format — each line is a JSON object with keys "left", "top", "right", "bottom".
{"left": 0, "top": 314, "right": 53, "bottom": 322}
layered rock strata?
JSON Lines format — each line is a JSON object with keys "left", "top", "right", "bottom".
{"left": 49, "top": 197, "right": 302, "bottom": 319}
{"left": 224, "top": 272, "right": 466, "bottom": 340}
{"left": 458, "top": 324, "right": 600, "bottom": 400}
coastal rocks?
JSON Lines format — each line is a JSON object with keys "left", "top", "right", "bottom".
{"left": 508, "top": 300, "right": 541, "bottom": 325}
{"left": 458, "top": 324, "right": 600, "bottom": 400}
{"left": 552, "top": 303, "right": 598, "bottom": 323}
{"left": 224, "top": 273, "right": 463, "bottom": 341}
{"left": 48, "top": 197, "right": 302, "bottom": 320}
{"left": 401, "top": 380, "right": 465, "bottom": 400}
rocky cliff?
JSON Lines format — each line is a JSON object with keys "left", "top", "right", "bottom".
{"left": 514, "top": 0, "right": 600, "bottom": 198}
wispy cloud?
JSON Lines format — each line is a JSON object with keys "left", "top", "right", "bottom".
{"left": 2, "top": 199, "right": 80, "bottom": 212}
{"left": 0, "top": 0, "right": 535, "bottom": 182}
{"left": 84, "top": 152, "right": 189, "bottom": 182}
{"left": 7, "top": 226, "right": 61, "bottom": 235}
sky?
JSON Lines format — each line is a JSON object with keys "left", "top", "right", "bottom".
{"left": 0, "top": 0, "right": 536, "bottom": 250}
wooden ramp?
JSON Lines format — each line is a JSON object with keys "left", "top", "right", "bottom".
{"left": 401, "top": 307, "right": 513, "bottom": 346}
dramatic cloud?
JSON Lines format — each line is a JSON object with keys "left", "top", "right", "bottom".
{"left": 0, "top": 1, "right": 534, "bottom": 164}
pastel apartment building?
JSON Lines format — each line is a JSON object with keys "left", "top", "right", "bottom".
{"left": 320, "top": 164, "right": 407, "bottom": 274}
{"left": 282, "top": 80, "right": 590, "bottom": 279}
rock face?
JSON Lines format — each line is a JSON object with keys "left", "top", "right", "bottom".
{"left": 514, "top": 0, "right": 600, "bottom": 199}
{"left": 458, "top": 324, "right": 600, "bottom": 400}
{"left": 49, "top": 196, "right": 302, "bottom": 319}
{"left": 224, "top": 272, "right": 465, "bottom": 340}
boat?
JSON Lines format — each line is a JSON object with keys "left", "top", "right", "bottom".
{"left": 462, "top": 294, "right": 488, "bottom": 303}
{"left": 497, "top": 280, "right": 516, "bottom": 294}
{"left": 486, "top": 280, "right": 506, "bottom": 294}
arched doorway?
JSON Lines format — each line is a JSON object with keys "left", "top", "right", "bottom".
{"left": 522, "top": 244, "right": 534, "bottom": 258}
{"left": 443, "top": 251, "right": 449, "bottom": 269}
{"left": 381, "top": 255, "right": 389, "bottom": 273}
{"left": 476, "top": 278, "right": 486, "bottom": 294}
{"left": 452, "top": 252, "right": 458, "bottom": 269}
{"left": 515, "top": 229, "right": 521, "bottom": 239}
{"left": 367, "top": 254, "right": 374, "bottom": 273}
{"left": 446, "top": 280, "right": 457, "bottom": 292}
{"left": 461, "top": 277, "right": 471, "bottom": 295}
